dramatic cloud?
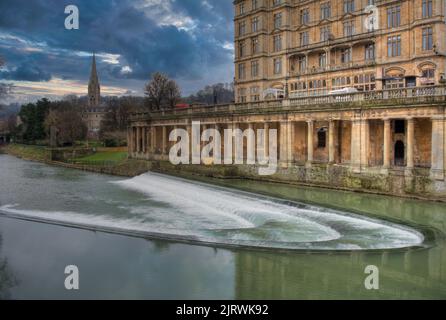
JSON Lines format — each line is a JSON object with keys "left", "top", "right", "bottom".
{"left": 0, "top": 0, "right": 234, "bottom": 102}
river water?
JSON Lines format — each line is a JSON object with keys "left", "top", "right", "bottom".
{"left": 0, "top": 154, "right": 445, "bottom": 299}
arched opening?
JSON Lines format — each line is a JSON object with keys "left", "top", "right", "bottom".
{"left": 317, "top": 128, "right": 327, "bottom": 148}
{"left": 394, "top": 140, "right": 405, "bottom": 167}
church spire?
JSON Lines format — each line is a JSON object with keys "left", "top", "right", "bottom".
{"left": 88, "top": 53, "right": 101, "bottom": 107}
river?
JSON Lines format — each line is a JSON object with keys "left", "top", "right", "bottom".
{"left": 0, "top": 154, "right": 445, "bottom": 299}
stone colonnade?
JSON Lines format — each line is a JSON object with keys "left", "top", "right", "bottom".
{"left": 129, "top": 114, "right": 446, "bottom": 180}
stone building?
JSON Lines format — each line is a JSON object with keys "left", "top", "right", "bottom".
{"left": 82, "top": 54, "right": 107, "bottom": 138}
{"left": 234, "top": 0, "right": 446, "bottom": 102}
{"left": 128, "top": 0, "right": 446, "bottom": 199}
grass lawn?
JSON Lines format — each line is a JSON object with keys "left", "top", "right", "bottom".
{"left": 75, "top": 151, "right": 128, "bottom": 164}
{"left": 4, "top": 144, "right": 48, "bottom": 161}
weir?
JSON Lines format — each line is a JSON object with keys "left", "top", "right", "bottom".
{"left": 0, "top": 171, "right": 424, "bottom": 251}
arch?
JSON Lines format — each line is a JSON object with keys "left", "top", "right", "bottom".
{"left": 385, "top": 67, "right": 406, "bottom": 77}
{"left": 317, "top": 127, "right": 328, "bottom": 148}
{"left": 417, "top": 61, "right": 437, "bottom": 71}
{"left": 394, "top": 140, "right": 405, "bottom": 167}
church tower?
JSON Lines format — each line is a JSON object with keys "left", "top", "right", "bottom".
{"left": 88, "top": 53, "right": 101, "bottom": 107}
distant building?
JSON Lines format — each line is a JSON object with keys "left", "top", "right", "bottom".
{"left": 82, "top": 54, "right": 107, "bottom": 139}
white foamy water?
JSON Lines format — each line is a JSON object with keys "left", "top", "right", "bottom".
{"left": 0, "top": 172, "right": 424, "bottom": 250}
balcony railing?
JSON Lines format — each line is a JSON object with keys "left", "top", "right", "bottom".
{"left": 130, "top": 86, "right": 446, "bottom": 121}
{"left": 291, "top": 59, "right": 376, "bottom": 76}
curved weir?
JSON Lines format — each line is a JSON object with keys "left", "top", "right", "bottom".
{"left": 0, "top": 172, "right": 424, "bottom": 251}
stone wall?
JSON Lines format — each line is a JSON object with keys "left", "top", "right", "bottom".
{"left": 148, "top": 160, "right": 446, "bottom": 201}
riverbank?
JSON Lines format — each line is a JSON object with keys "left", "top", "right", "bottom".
{"left": 2, "top": 143, "right": 446, "bottom": 202}
{"left": 1, "top": 144, "right": 151, "bottom": 177}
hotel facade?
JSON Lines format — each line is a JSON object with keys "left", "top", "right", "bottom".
{"left": 128, "top": 0, "right": 446, "bottom": 199}
{"left": 234, "top": 0, "right": 446, "bottom": 102}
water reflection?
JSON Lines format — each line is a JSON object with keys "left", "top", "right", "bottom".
{"left": 0, "top": 233, "right": 18, "bottom": 299}
{"left": 233, "top": 246, "right": 446, "bottom": 299}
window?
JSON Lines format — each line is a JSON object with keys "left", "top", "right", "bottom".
{"left": 422, "top": 27, "right": 433, "bottom": 50}
{"left": 387, "top": 35, "right": 401, "bottom": 57}
{"left": 385, "top": 72, "right": 405, "bottom": 89}
{"left": 251, "top": 60, "right": 259, "bottom": 77}
{"left": 341, "top": 48, "right": 352, "bottom": 63}
{"left": 252, "top": 37, "right": 260, "bottom": 53}
{"left": 321, "top": 2, "right": 331, "bottom": 20}
{"left": 250, "top": 86, "right": 260, "bottom": 101}
{"left": 300, "top": 8, "right": 310, "bottom": 24}
{"left": 320, "top": 26, "right": 331, "bottom": 41}
{"left": 422, "top": 69, "right": 435, "bottom": 79}
{"left": 365, "top": 43, "right": 375, "bottom": 61}
{"left": 274, "top": 13, "right": 282, "bottom": 29}
{"left": 354, "top": 73, "right": 376, "bottom": 91}
{"left": 317, "top": 128, "right": 327, "bottom": 148}
{"left": 387, "top": 6, "right": 401, "bottom": 28}
{"left": 273, "top": 35, "right": 282, "bottom": 51}
{"left": 239, "top": 21, "right": 246, "bottom": 36}
{"left": 238, "top": 88, "right": 247, "bottom": 103}
{"left": 272, "top": 0, "right": 282, "bottom": 6}
{"left": 239, "top": 41, "right": 245, "bottom": 57}
{"left": 343, "top": 0, "right": 355, "bottom": 14}
{"left": 332, "top": 76, "right": 352, "bottom": 89}
{"left": 239, "top": 3, "right": 245, "bottom": 15}
{"left": 274, "top": 58, "right": 282, "bottom": 74}
{"left": 422, "top": 0, "right": 433, "bottom": 18}
{"left": 252, "top": 17, "right": 259, "bottom": 32}
{"left": 319, "top": 52, "right": 326, "bottom": 68}
{"left": 298, "top": 56, "right": 307, "bottom": 72}
{"left": 343, "top": 20, "right": 355, "bottom": 36}
{"left": 300, "top": 31, "right": 309, "bottom": 46}
{"left": 252, "top": 0, "right": 258, "bottom": 11}
{"left": 238, "top": 63, "right": 246, "bottom": 79}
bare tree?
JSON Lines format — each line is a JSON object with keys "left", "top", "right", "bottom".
{"left": 165, "top": 80, "right": 181, "bottom": 108}
{"left": 144, "top": 72, "right": 181, "bottom": 110}
{"left": 44, "top": 101, "right": 87, "bottom": 146}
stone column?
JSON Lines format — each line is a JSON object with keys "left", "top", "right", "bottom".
{"left": 360, "top": 119, "right": 369, "bottom": 169}
{"left": 279, "top": 121, "right": 289, "bottom": 166}
{"left": 136, "top": 126, "right": 141, "bottom": 154}
{"left": 431, "top": 116, "right": 445, "bottom": 180}
{"left": 151, "top": 127, "right": 156, "bottom": 154}
{"left": 247, "top": 123, "right": 255, "bottom": 164}
{"left": 307, "top": 120, "right": 314, "bottom": 165}
{"left": 214, "top": 124, "right": 221, "bottom": 164}
{"left": 162, "top": 126, "right": 167, "bottom": 156}
{"left": 406, "top": 118, "right": 415, "bottom": 171}
{"left": 142, "top": 127, "right": 146, "bottom": 154}
{"left": 383, "top": 119, "right": 391, "bottom": 169}
{"left": 350, "top": 120, "right": 361, "bottom": 172}
{"left": 264, "top": 122, "right": 270, "bottom": 160}
{"left": 328, "top": 120, "right": 336, "bottom": 164}
{"left": 133, "top": 127, "right": 137, "bottom": 153}
{"left": 287, "top": 121, "right": 294, "bottom": 164}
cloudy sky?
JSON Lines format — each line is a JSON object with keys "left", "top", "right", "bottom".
{"left": 0, "top": 0, "right": 235, "bottom": 104}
